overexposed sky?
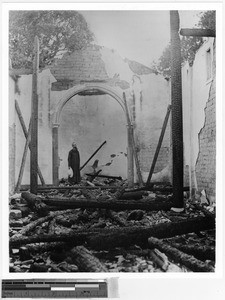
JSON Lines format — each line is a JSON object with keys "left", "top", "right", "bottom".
{"left": 81, "top": 10, "right": 203, "bottom": 67}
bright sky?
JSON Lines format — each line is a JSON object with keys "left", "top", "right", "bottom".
{"left": 81, "top": 10, "right": 203, "bottom": 67}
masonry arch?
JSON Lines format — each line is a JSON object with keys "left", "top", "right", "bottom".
{"left": 52, "top": 83, "right": 134, "bottom": 186}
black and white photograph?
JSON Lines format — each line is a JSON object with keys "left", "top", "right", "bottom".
{"left": 6, "top": 7, "right": 218, "bottom": 276}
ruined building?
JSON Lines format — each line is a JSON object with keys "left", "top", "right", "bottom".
{"left": 9, "top": 38, "right": 216, "bottom": 201}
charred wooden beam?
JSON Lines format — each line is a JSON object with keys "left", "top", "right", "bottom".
{"left": 148, "top": 237, "right": 214, "bottom": 272}
{"left": 146, "top": 105, "right": 171, "bottom": 186}
{"left": 20, "top": 191, "right": 174, "bottom": 212}
{"left": 15, "top": 100, "right": 45, "bottom": 186}
{"left": 88, "top": 216, "right": 215, "bottom": 250}
{"left": 119, "top": 190, "right": 146, "bottom": 200}
{"left": 80, "top": 141, "right": 106, "bottom": 171}
{"left": 169, "top": 243, "right": 215, "bottom": 261}
{"left": 180, "top": 28, "right": 216, "bottom": 37}
{"left": 52, "top": 125, "right": 59, "bottom": 186}
{"left": 149, "top": 249, "right": 169, "bottom": 271}
{"left": 42, "top": 197, "right": 174, "bottom": 211}
{"left": 85, "top": 173, "right": 122, "bottom": 180}
{"left": 10, "top": 216, "right": 215, "bottom": 249}
{"left": 11, "top": 210, "right": 75, "bottom": 239}
{"left": 69, "top": 246, "right": 108, "bottom": 272}
{"left": 21, "top": 191, "right": 49, "bottom": 216}
{"left": 21, "top": 191, "right": 42, "bottom": 208}
{"left": 22, "top": 242, "right": 67, "bottom": 254}
{"left": 15, "top": 120, "right": 32, "bottom": 193}
{"left": 170, "top": 11, "right": 184, "bottom": 209}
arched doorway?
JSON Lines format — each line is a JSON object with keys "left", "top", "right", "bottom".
{"left": 52, "top": 83, "right": 134, "bottom": 186}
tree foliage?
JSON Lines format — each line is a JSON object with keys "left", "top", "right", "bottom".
{"left": 152, "top": 10, "right": 216, "bottom": 78}
{"left": 9, "top": 10, "right": 94, "bottom": 69}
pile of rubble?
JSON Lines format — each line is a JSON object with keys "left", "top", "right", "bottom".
{"left": 9, "top": 178, "right": 215, "bottom": 273}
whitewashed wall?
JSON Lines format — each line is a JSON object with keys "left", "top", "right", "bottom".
{"left": 11, "top": 50, "right": 171, "bottom": 186}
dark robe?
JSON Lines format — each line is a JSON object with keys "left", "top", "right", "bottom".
{"left": 68, "top": 148, "right": 81, "bottom": 184}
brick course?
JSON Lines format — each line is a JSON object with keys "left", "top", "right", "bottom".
{"left": 50, "top": 45, "right": 109, "bottom": 91}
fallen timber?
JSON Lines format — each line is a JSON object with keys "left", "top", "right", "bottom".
{"left": 119, "top": 190, "right": 147, "bottom": 200}
{"left": 10, "top": 215, "right": 215, "bottom": 250}
{"left": 36, "top": 197, "right": 174, "bottom": 211}
{"left": 148, "top": 237, "right": 214, "bottom": 272}
{"left": 21, "top": 191, "right": 174, "bottom": 211}
{"left": 85, "top": 173, "right": 122, "bottom": 180}
{"left": 69, "top": 246, "right": 108, "bottom": 272}
{"left": 21, "top": 192, "right": 50, "bottom": 216}
{"left": 149, "top": 248, "right": 169, "bottom": 272}
{"left": 11, "top": 210, "right": 75, "bottom": 239}
{"left": 20, "top": 242, "right": 67, "bottom": 254}
{"left": 80, "top": 140, "right": 107, "bottom": 171}
{"left": 169, "top": 243, "right": 215, "bottom": 261}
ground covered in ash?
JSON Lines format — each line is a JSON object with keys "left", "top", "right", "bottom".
{"left": 9, "top": 178, "right": 215, "bottom": 273}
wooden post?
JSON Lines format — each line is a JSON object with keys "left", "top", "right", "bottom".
{"left": 123, "top": 93, "right": 144, "bottom": 186}
{"left": 127, "top": 124, "right": 134, "bottom": 187}
{"left": 15, "top": 99, "right": 45, "bottom": 186}
{"left": 170, "top": 11, "right": 184, "bottom": 209}
{"left": 52, "top": 124, "right": 59, "bottom": 186}
{"left": 146, "top": 105, "right": 171, "bottom": 186}
{"left": 30, "top": 36, "right": 39, "bottom": 194}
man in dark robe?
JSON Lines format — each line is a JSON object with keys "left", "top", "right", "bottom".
{"left": 68, "top": 142, "right": 81, "bottom": 184}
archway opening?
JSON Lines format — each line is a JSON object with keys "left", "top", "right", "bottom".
{"left": 52, "top": 83, "right": 134, "bottom": 186}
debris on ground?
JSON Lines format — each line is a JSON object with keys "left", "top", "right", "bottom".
{"left": 9, "top": 178, "right": 215, "bottom": 272}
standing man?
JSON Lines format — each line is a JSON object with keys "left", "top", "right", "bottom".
{"left": 68, "top": 142, "right": 81, "bottom": 184}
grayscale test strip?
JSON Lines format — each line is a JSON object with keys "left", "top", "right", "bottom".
{"left": 2, "top": 279, "right": 108, "bottom": 298}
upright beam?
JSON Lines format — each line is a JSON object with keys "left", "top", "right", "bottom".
{"left": 170, "top": 11, "right": 184, "bottom": 209}
{"left": 127, "top": 124, "right": 134, "bottom": 187}
{"left": 52, "top": 124, "right": 59, "bottom": 186}
{"left": 123, "top": 93, "right": 143, "bottom": 186}
{"left": 30, "top": 36, "right": 39, "bottom": 194}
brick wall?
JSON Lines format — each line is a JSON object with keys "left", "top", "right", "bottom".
{"left": 50, "top": 45, "right": 109, "bottom": 91}
{"left": 195, "top": 41, "right": 216, "bottom": 197}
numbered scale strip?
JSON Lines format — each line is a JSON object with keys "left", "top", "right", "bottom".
{"left": 2, "top": 279, "right": 108, "bottom": 298}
